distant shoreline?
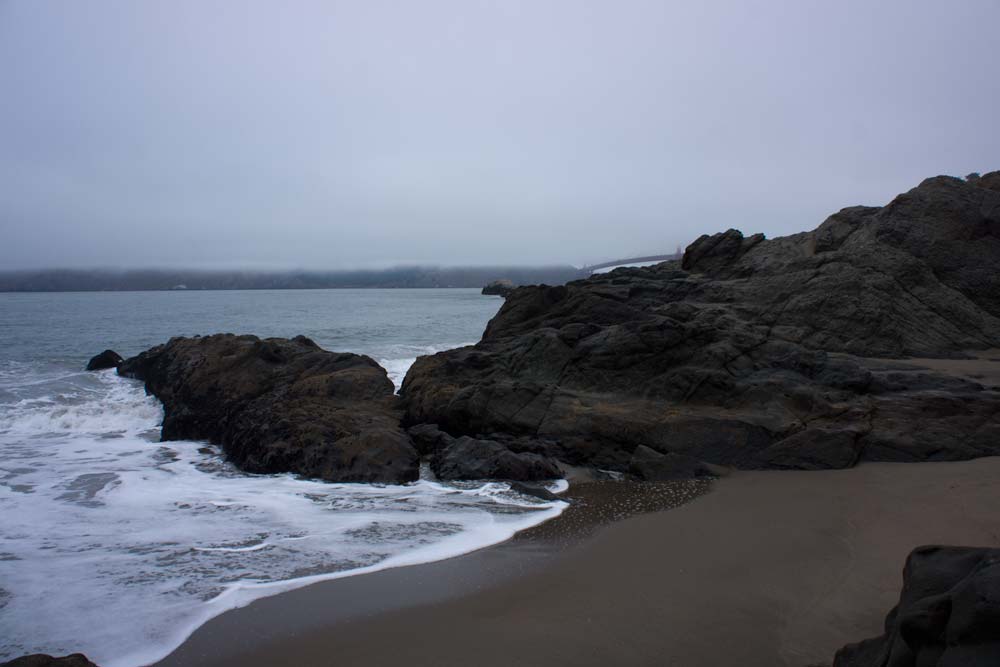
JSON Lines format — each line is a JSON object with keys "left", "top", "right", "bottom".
{"left": 0, "top": 256, "right": 683, "bottom": 293}
{"left": 0, "top": 266, "right": 589, "bottom": 293}
{"left": 0, "top": 286, "right": 500, "bottom": 294}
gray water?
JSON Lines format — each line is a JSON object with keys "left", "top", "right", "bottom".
{"left": 0, "top": 288, "right": 503, "bottom": 387}
{"left": 0, "top": 289, "right": 567, "bottom": 667}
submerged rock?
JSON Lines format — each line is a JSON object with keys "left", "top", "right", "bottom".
{"left": 401, "top": 172, "right": 1000, "bottom": 472}
{"left": 833, "top": 545, "right": 1000, "bottom": 666}
{"left": 85, "top": 350, "right": 123, "bottom": 371}
{"left": 1, "top": 655, "right": 99, "bottom": 667}
{"left": 119, "top": 334, "right": 419, "bottom": 484}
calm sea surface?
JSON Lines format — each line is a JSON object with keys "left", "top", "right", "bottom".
{"left": 0, "top": 289, "right": 566, "bottom": 666}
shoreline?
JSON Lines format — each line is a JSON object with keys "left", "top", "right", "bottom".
{"left": 153, "top": 458, "right": 1000, "bottom": 667}
{"left": 150, "top": 478, "right": 712, "bottom": 667}
{"left": 98, "top": 477, "right": 574, "bottom": 667}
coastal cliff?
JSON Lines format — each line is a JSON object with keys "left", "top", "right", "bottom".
{"left": 402, "top": 172, "right": 1000, "bottom": 472}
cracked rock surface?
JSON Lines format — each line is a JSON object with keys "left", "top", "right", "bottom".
{"left": 119, "top": 334, "right": 419, "bottom": 484}
{"left": 401, "top": 172, "right": 1000, "bottom": 472}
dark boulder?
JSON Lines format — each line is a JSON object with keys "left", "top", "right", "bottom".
{"left": 401, "top": 172, "right": 1000, "bottom": 473}
{"left": 1, "top": 655, "right": 98, "bottom": 667}
{"left": 628, "top": 445, "right": 716, "bottom": 480}
{"left": 431, "top": 436, "right": 561, "bottom": 481}
{"left": 85, "top": 350, "right": 123, "bottom": 371}
{"left": 482, "top": 279, "right": 515, "bottom": 297}
{"left": 407, "top": 424, "right": 569, "bottom": 482}
{"left": 482, "top": 432, "right": 564, "bottom": 459}
{"left": 119, "top": 334, "right": 418, "bottom": 484}
{"left": 833, "top": 545, "right": 1000, "bottom": 666}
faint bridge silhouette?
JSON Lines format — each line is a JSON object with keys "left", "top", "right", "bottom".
{"left": 580, "top": 253, "right": 681, "bottom": 274}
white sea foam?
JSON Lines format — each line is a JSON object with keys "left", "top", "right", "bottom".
{"left": 0, "top": 368, "right": 566, "bottom": 667}
{"left": 373, "top": 341, "right": 476, "bottom": 390}
{"left": 0, "top": 371, "right": 162, "bottom": 437}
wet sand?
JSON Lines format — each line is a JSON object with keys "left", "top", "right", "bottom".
{"left": 866, "top": 350, "right": 1000, "bottom": 386}
{"left": 153, "top": 458, "right": 1000, "bottom": 667}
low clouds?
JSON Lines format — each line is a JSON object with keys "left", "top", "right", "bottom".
{"left": 1, "top": 0, "right": 998, "bottom": 270}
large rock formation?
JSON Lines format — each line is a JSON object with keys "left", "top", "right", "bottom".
{"left": 401, "top": 172, "right": 1000, "bottom": 472}
{"left": 119, "top": 334, "right": 419, "bottom": 484}
{"left": 833, "top": 545, "right": 1000, "bottom": 666}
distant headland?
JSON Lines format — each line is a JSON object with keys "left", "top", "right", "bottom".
{"left": 0, "top": 265, "right": 584, "bottom": 292}
{"left": 0, "top": 254, "right": 684, "bottom": 293}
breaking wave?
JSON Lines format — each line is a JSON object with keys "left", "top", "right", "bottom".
{"left": 0, "top": 361, "right": 564, "bottom": 666}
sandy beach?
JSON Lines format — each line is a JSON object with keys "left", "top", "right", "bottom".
{"left": 154, "top": 457, "right": 1000, "bottom": 667}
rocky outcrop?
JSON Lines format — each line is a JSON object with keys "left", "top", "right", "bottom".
{"left": 482, "top": 279, "right": 515, "bottom": 297}
{"left": 85, "top": 350, "right": 123, "bottom": 371}
{"left": 401, "top": 172, "right": 1000, "bottom": 474}
{"left": 833, "top": 545, "right": 1000, "bottom": 666}
{"left": 1, "top": 655, "right": 98, "bottom": 667}
{"left": 119, "top": 334, "right": 419, "bottom": 484}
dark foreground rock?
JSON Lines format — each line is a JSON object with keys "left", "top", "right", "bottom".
{"left": 85, "top": 350, "right": 123, "bottom": 371}
{"left": 1, "top": 655, "right": 98, "bottom": 667}
{"left": 629, "top": 445, "right": 716, "bottom": 481}
{"left": 406, "top": 423, "right": 562, "bottom": 481}
{"left": 432, "top": 435, "right": 561, "bottom": 481}
{"left": 119, "top": 334, "right": 418, "bottom": 483}
{"left": 402, "top": 172, "right": 1000, "bottom": 473}
{"left": 833, "top": 545, "right": 1000, "bottom": 666}
{"left": 406, "top": 423, "right": 453, "bottom": 456}
{"left": 482, "top": 279, "right": 515, "bottom": 297}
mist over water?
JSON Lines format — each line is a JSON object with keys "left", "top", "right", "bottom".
{"left": 0, "top": 290, "right": 566, "bottom": 666}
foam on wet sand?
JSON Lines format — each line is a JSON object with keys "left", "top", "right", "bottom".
{"left": 0, "top": 369, "right": 566, "bottom": 667}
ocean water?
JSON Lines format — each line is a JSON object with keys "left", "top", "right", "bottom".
{"left": 0, "top": 289, "right": 567, "bottom": 666}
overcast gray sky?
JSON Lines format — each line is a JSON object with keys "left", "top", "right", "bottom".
{"left": 1, "top": 0, "right": 997, "bottom": 270}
